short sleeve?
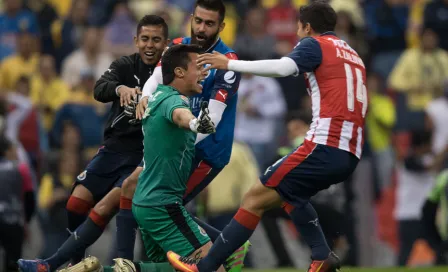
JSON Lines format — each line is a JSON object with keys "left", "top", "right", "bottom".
{"left": 162, "top": 95, "right": 191, "bottom": 123}
{"left": 286, "top": 37, "right": 323, "bottom": 74}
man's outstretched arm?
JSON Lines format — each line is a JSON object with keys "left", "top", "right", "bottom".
{"left": 197, "top": 37, "right": 322, "bottom": 78}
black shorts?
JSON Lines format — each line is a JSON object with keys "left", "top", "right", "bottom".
{"left": 75, "top": 146, "right": 142, "bottom": 202}
{"left": 260, "top": 140, "right": 358, "bottom": 208}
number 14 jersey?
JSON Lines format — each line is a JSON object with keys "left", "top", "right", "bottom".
{"left": 286, "top": 32, "right": 367, "bottom": 159}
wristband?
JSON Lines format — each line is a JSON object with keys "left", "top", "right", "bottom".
{"left": 189, "top": 118, "right": 198, "bottom": 133}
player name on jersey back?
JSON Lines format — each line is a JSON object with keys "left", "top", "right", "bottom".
{"left": 329, "top": 38, "right": 365, "bottom": 68}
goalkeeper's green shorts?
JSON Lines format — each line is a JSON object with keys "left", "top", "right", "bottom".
{"left": 133, "top": 203, "right": 210, "bottom": 262}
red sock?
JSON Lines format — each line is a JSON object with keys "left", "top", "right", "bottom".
{"left": 234, "top": 208, "right": 260, "bottom": 230}
{"left": 89, "top": 210, "right": 109, "bottom": 230}
{"left": 120, "top": 196, "right": 132, "bottom": 210}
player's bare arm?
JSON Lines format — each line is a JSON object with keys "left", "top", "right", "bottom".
{"left": 172, "top": 106, "right": 216, "bottom": 134}
{"left": 197, "top": 51, "right": 298, "bottom": 77}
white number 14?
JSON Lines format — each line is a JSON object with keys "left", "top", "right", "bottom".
{"left": 344, "top": 63, "right": 367, "bottom": 118}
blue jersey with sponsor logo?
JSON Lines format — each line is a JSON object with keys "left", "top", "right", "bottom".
{"left": 174, "top": 37, "right": 241, "bottom": 169}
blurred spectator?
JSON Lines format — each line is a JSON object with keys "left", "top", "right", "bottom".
{"left": 334, "top": 10, "right": 368, "bottom": 61}
{"left": 394, "top": 130, "right": 447, "bottom": 266}
{"left": 234, "top": 55, "right": 286, "bottom": 168}
{"left": 425, "top": 80, "right": 448, "bottom": 171}
{"left": 265, "top": 0, "right": 299, "bottom": 47}
{"left": 61, "top": 27, "right": 114, "bottom": 88}
{"left": 157, "top": 8, "right": 183, "bottom": 39}
{"left": 8, "top": 77, "right": 45, "bottom": 173}
{"left": 364, "top": 0, "right": 409, "bottom": 55}
{"left": 88, "top": 0, "right": 123, "bottom": 27}
{"left": 51, "top": 69, "right": 108, "bottom": 153}
{"left": 30, "top": 55, "right": 70, "bottom": 131}
{"left": 204, "top": 141, "right": 258, "bottom": 226}
{"left": 423, "top": 0, "right": 448, "bottom": 51}
{"left": 233, "top": 7, "right": 277, "bottom": 59}
{"left": 26, "top": 0, "right": 58, "bottom": 55}
{"left": 330, "top": 0, "right": 365, "bottom": 29}
{"left": 102, "top": 2, "right": 137, "bottom": 59}
{"left": 0, "top": 31, "right": 39, "bottom": 92}
{"left": 203, "top": 141, "right": 258, "bottom": 268}
{"left": 38, "top": 125, "right": 83, "bottom": 258}
{"left": 0, "top": 135, "right": 35, "bottom": 271}
{"left": 366, "top": 73, "right": 396, "bottom": 190}
{"left": 406, "top": 0, "right": 431, "bottom": 48}
{"left": 50, "top": 0, "right": 90, "bottom": 72}
{"left": 0, "top": 0, "right": 39, "bottom": 61}
{"left": 47, "top": 0, "right": 73, "bottom": 18}
{"left": 389, "top": 27, "right": 448, "bottom": 112}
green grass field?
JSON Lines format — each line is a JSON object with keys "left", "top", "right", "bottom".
{"left": 245, "top": 267, "right": 448, "bottom": 272}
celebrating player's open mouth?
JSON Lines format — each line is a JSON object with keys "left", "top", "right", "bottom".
{"left": 144, "top": 50, "right": 156, "bottom": 61}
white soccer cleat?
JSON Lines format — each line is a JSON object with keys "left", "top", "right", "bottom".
{"left": 112, "top": 258, "right": 136, "bottom": 272}
{"left": 57, "top": 256, "right": 103, "bottom": 272}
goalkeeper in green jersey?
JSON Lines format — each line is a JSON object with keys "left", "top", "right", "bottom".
{"left": 129, "top": 43, "right": 225, "bottom": 272}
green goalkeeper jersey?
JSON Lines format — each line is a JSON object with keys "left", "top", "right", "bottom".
{"left": 133, "top": 84, "right": 195, "bottom": 207}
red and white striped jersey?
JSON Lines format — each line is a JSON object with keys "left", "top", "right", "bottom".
{"left": 287, "top": 32, "right": 367, "bottom": 159}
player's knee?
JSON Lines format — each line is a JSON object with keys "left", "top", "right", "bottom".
{"left": 122, "top": 176, "right": 137, "bottom": 198}
{"left": 240, "top": 192, "right": 265, "bottom": 217}
{"left": 93, "top": 190, "right": 120, "bottom": 218}
{"left": 70, "top": 184, "right": 94, "bottom": 205}
{"left": 66, "top": 195, "right": 93, "bottom": 215}
{"left": 240, "top": 181, "right": 282, "bottom": 216}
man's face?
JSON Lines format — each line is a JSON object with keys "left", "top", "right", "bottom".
{"left": 135, "top": 25, "right": 168, "bottom": 65}
{"left": 421, "top": 29, "right": 438, "bottom": 51}
{"left": 183, "top": 53, "right": 206, "bottom": 95}
{"left": 190, "top": 6, "right": 223, "bottom": 50}
{"left": 83, "top": 28, "right": 100, "bottom": 53}
{"left": 296, "top": 21, "right": 310, "bottom": 41}
{"left": 17, "top": 33, "right": 34, "bottom": 57}
{"left": 40, "top": 56, "right": 56, "bottom": 79}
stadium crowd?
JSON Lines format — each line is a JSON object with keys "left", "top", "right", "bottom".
{"left": 0, "top": 0, "right": 447, "bottom": 270}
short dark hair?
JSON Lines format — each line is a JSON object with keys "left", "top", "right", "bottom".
{"left": 195, "top": 0, "right": 226, "bottom": 23}
{"left": 137, "top": 15, "right": 168, "bottom": 38}
{"left": 298, "top": 1, "right": 337, "bottom": 34}
{"left": 286, "top": 110, "right": 312, "bottom": 125}
{"left": 162, "top": 44, "right": 203, "bottom": 85}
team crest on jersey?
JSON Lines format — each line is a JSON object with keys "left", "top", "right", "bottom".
{"left": 77, "top": 170, "right": 87, "bottom": 181}
{"left": 198, "top": 226, "right": 207, "bottom": 237}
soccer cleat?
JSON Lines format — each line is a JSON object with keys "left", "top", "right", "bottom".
{"left": 112, "top": 258, "right": 136, "bottom": 272}
{"left": 307, "top": 252, "right": 341, "bottom": 272}
{"left": 58, "top": 256, "right": 103, "bottom": 272}
{"left": 224, "top": 241, "right": 251, "bottom": 272}
{"left": 17, "top": 259, "right": 50, "bottom": 272}
{"left": 166, "top": 251, "right": 199, "bottom": 272}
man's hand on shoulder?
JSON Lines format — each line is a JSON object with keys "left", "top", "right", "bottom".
{"left": 117, "top": 86, "right": 142, "bottom": 107}
{"left": 197, "top": 51, "right": 230, "bottom": 72}
{"left": 136, "top": 96, "right": 149, "bottom": 120}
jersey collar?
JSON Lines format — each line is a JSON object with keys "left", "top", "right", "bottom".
{"left": 204, "top": 37, "right": 221, "bottom": 53}
{"left": 320, "top": 31, "right": 337, "bottom": 37}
